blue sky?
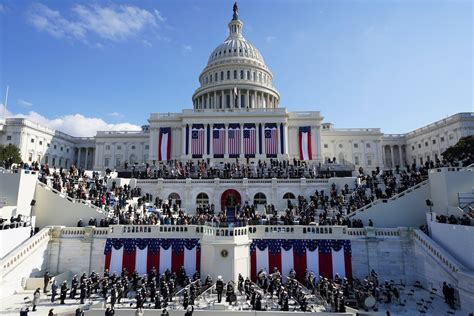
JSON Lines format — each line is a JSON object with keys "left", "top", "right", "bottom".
{"left": 0, "top": 0, "right": 472, "bottom": 136}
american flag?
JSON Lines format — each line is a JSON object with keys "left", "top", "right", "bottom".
{"left": 213, "top": 125, "right": 225, "bottom": 157}
{"left": 243, "top": 124, "right": 256, "bottom": 157}
{"left": 265, "top": 124, "right": 278, "bottom": 157}
{"left": 192, "top": 125, "right": 205, "bottom": 158}
{"left": 228, "top": 125, "right": 241, "bottom": 157}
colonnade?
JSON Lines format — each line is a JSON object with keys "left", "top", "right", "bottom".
{"left": 193, "top": 89, "right": 278, "bottom": 110}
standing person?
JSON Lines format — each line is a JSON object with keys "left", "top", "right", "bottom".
{"left": 50, "top": 280, "right": 58, "bottom": 303}
{"left": 32, "top": 288, "right": 40, "bottom": 312}
{"left": 48, "top": 309, "right": 54, "bottom": 316}
{"left": 184, "top": 305, "right": 194, "bottom": 316}
{"left": 60, "top": 281, "right": 68, "bottom": 305}
{"left": 43, "top": 272, "right": 51, "bottom": 293}
{"left": 216, "top": 276, "right": 224, "bottom": 303}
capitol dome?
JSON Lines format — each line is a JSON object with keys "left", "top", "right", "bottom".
{"left": 192, "top": 4, "right": 280, "bottom": 110}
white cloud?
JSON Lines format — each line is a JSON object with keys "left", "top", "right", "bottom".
{"left": 0, "top": 104, "right": 140, "bottom": 137}
{"left": 27, "top": 3, "right": 165, "bottom": 43}
{"left": 142, "top": 39, "right": 152, "bottom": 47}
{"left": 182, "top": 44, "right": 192, "bottom": 55}
{"left": 0, "top": 4, "right": 6, "bottom": 13}
{"left": 18, "top": 99, "right": 33, "bottom": 107}
{"left": 265, "top": 35, "right": 276, "bottom": 43}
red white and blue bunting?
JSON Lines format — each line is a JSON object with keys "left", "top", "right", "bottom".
{"left": 250, "top": 239, "right": 352, "bottom": 282}
{"left": 104, "top": 238, "right": 200, "bottom": 276}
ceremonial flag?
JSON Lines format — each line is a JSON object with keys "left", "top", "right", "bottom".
{"left": 104, "top": 238, "right": 200, "bottom": 276}
{"left": 192, "top": 124, "right": 205, "bottom": 158}
{"left": 264, "top": 124, "right": 278, "bottom": 157}
{"left": 159, "top": 127, "right": 171, "bottom": 161}
{"left": 250, "top": 239, "right": 352, "bottom": 283}
{"left": 243, "top": 124, "right": 256, "bottom": 157}
{"left": 228, "top": 124, "right": 241, "bottom": 157}
{"left": 213, "top": 124, "right": 225, "bottom": 158}
{"left": 299, "top": 126, "right": 312, "bottom": 160}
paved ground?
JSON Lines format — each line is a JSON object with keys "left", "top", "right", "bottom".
{"left": 0, "top": 286, "right": 463, "bottom": 316}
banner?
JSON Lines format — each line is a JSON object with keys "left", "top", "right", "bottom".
{"left": 228, "top": 124, "right": 241, "bottom": 158}
{"left": 299, "top": 126, "right": 312, "bottom": 160}
{"left": 158, "top": 127, "right": 171, "bottom": 161}
{"left": 250, "top": 239, "right": 352, "bottom": 282}
{"left": 191, "top": 124, "right": 205, "bottom": 158}
{"left": 213, "top": 124, "right": 225, "bottom": 158}
{"left": 243, "top": 123, "right": 256, "bottom": 157}
{"left": 104, "top": 238, "right": 200, "bottom": 276}
{"left": 264, "top": 123, "right": 278, "bottom": 157}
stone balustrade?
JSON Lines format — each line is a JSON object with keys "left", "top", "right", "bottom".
{"left": 413, "top": 229, "right": 464, "bottom": 274}
{"left": 0, "top": 227, "right": 51, "bottom": 277}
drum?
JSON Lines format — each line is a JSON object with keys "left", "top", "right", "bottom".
{"left": 364, "top": 295, "right": 376, "bottom": 309}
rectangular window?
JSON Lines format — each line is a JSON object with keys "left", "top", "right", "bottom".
{"left": 449, "top": 135, "right": 454, "bottom": 140}
{"left": 47, "top": 143, "right": 50, "bottom": 147}
{"left": 412, "top": 146, "right": 415, "bottom": 150}
{"left": 367, "top": 156, "right": 372, "bottom": 166}
{"left": 145, "top": 145, "right": 149, "bottom": 150}
{"left": 28, "top": 153, "right": 33, "bottom": 161}
{"left": 116, "top": 158, "right": 121, "bottom": 166}
{"left": 247, "top": 71, "right": 250, "bottom": 79}
{"left": 227, "top": 71, "right": 230, "bottom": 79}
{"left": 117, "top": 145, "right": 122, "bottom": 150}
{"left": 60, "top": 147, "right": 63, "bottom": 151}
{"left": 54, "top": 145, "right": 57, "bottom": 149}
{"left": 240, "top": 70, "right": 244, "bottom": 79}
{"left": 214, "top": 73, "right": 217, "bottom": 81}
{"left": 45, "top": 156, "right": 49, "bottom": 164}
{"left": 39, "top": 141, "right": 43, "bottom": 145}
{"left": 131, "top": 145, "right": 136, "bottom": 150}
{"left": 432, "top": 139, "right": 436, "bottom": 144}
{"left": 52, "top": 158, "right": 56, "bottom": 166}
{"left": 440, "top": 137, "right": 445, "bottom": 142}
{"left": 67, "top": 148, "right": 69, "bottom": 153}
{"left": 105, "top": 145, "right": 111, "bottom": 150}
{"left": 366, "top": 143, "right": 371, "bottom": 148}
{"left": 31, "top": 138, "right": 34, "bottom": 143}
{"left": 418, "top": 144, "right": 421, "bottom": 149}
{"left": 425, "top": 142, "right": 428, "bottom": 147}
{"left": 6, "top": 135, "right": 11, "bottom": 140}
{"left": 233, "top": 70, "right": 237, "bottom": 79}
{"left": 323, "top": 144, "right": 328, "bottom": 149}
{"left": 354, "top": 156, "right": 360, "bottom": 165}
{"left": 354, "top": 143, "right": 358, "bottom": 148}
{"left": 104, "top": 158, "right": 110, "bottom": 167}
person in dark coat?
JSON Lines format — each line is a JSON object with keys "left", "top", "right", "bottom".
{"left": 43, "top": 272, "right": 51, "bottom": 293}
{"left": 60, "top": 281, "right": 68, "bottom": 305}
{"left": 216, "top": 276, "right": 224, "bottom": 303}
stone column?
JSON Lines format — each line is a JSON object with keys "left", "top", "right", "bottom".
{"left": 277, "top": 122, "right": 281, "bottom": 156}
{"left": 399, "top": 145, "right": 404, "bottom": 167}
{"left": 209, "top": 124, "right": 214, "bottom": 157}
{"left": 85, "top": 148, "right": 89, "bottom": 169}
{"left": 283, "top": 123, "right": 289, "bottom": 155}
{"left": 214, "top": 91, "right": 217, "bottom": 109}
{"left": 238, "top": 90, "right": 242, "bottom": 108}
{"left": 182, "top": 125, "right": 187, "bottom": 159}
{"left": 390, "top": 145, "right": 395, "bottom": 168}
{"left": 246, "top": 90, "right": 250, "bottom": 109}
{"left": 77, "top": 148, "right": 81, "bottom": 168}
{"left": 188, "top": 126, "right": 193, "bottom": 158}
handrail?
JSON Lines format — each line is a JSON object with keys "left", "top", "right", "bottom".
{"left": 412, "top": 229, "right": 465, "bottom": 274}
{"left": 346, "top": 179, "right": 429, "bottom": 218}
{"left": 0, "top": 227, "right": 51, "bottom": 275}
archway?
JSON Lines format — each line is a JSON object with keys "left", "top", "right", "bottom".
{"left": 220, "top": 189, "right": 241, "bottom": 220}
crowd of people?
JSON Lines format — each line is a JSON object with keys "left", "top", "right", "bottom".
{"left": 0, "top": 214, "right": 32, "bottom": 230}
{"left": 435, "top": 214, "right": 472, "bottom": 226}
{"left": 121, "top": 158, "right": 351, "bottom": 180}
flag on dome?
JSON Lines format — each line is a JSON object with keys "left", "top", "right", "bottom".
{"left": 243, "top": 124, "right": 256, "bottom": 157}
{"left": 213, "top": 124, "right": 225, "bottom": 158}
{"left": 250, "top": 239, "right": 352, "bottom": 282}
{"left": 104, "top": 238, "right": 200, "bottom": 276}
{"left": 192, "top": 124, "right": 205, "bottom": 158}
{"left": 299, "top": 126, "right": 312, "bottom": 160}
{"left": 158, "top": 127, "right": 171, "bottom": 161}
{"left": 228, "top": 124, "right": 241, "bottom": 157}
{"left": 264, "top": 123, "right": 278, "bottom": 157}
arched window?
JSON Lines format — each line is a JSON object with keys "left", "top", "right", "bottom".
{"left": 253, "top": 192, "right": 267, "bottom": 205}
{"left": 283, "top": 192, "right": 295, "bottom": 200}
{"left": 168, "top": 193, "right": 180, "bottom": 201}
{"left": 196, "top": 193, "right": 209, "bottom": 206}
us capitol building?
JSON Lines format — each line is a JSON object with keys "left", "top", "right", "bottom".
{"left": 0, "top": 6, "right": 472, "bottom": 171}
